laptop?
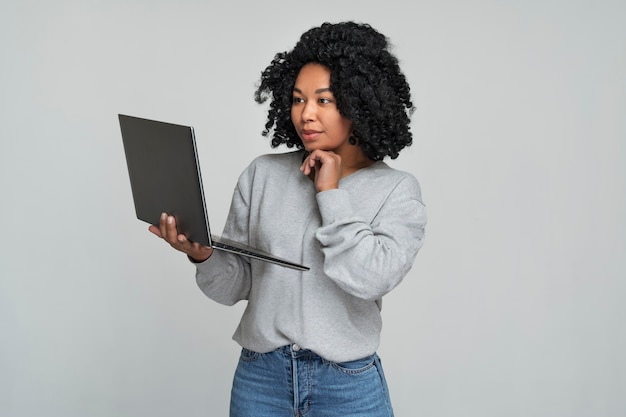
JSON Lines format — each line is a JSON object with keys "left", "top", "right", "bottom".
{"left": 118, "top": 114, "right": 309, "bottom": 271}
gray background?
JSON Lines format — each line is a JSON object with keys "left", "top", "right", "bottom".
{"left": 1, "top": 0, "right": 624, "bottom": 416}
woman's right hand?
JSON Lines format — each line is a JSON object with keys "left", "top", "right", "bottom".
{"left": 148, "top": 212, "right": 214, "bottom": 263}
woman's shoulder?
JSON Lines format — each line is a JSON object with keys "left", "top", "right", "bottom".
{"left": 362, "top": 161, "right": 421, "bottom": 188}
{"left": 237, "top": 150, "right": 304, "bottom": 183}
{"left": 344, "top": 161, "right": 423, "bottom": 206}
{"left": 249, "top": 150, "right": 305, "bottom": 169}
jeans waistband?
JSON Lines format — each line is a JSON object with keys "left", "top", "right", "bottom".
{"left": 270, "top": 344, "right": 379, "bottom": 365}
{"left": 275, "top": 343, "right": 318, "bottom": 359}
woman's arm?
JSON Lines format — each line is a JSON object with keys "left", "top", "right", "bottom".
{"left": 315, "top": 175, "right": 427, "bottom": 300}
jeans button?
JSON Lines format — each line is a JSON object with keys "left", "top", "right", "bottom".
{"left": 292, "top": 343, "right": 301, "bottom": 351}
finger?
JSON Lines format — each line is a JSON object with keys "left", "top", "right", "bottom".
{"left": 148, "top": 224, "right": 162, "bottom": 237}
{"left": 174, "top": 233, "right": 193, "bottom": 252}
{"left": 309, "top": 152, "right": 322, "bottom": 166}
{"left": 308, "top": 150, "right": 334, "bottom": 166}
{"left": 167, "top": 222, "right": 195, "bottom": 254}
{"left": 158, "top": 212, "right": 168, "bottom": 239}
{"left": 165, "top": 215, "right": 180, "bottom": 244}
{"left": 159, "top": 214, "right": 178, "bottom": 245}
{"left": 300, "top": 155, "right": 313, "bottom": 175}
{"left": 178, "top": 237, "right": 212, "bottom": 261}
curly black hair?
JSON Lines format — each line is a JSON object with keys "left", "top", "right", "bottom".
{"left": 254, "top": 21, "right": 415, "bottom": 161}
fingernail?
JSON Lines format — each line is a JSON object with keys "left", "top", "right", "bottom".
{"left": 168, "top": 216, "right": 173, "bottom": 224}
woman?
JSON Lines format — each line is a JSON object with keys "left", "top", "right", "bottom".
{"left": 150, "top": 21, "right": 426, "bottom": 417}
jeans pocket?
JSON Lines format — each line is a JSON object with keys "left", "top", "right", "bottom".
{"left": 240, "top": 348, "right": 260, "bottom": 362}
{"left": 329, "top": 354, "right": 377, "bottom": 375}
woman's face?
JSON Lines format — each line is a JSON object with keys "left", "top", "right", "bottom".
{"left": 291, "top": 63, "right": 353, "bottom": 155}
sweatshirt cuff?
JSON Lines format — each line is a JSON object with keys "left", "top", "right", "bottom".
{"left": 187, "top": 253, "right": 213, "bottom": 265}
{"left": 316, "top": 188, "right": 354, "bottom": 224}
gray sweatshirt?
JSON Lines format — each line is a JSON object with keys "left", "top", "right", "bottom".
{"left": 195, "top": 150, "right": 426, "bottom": 362}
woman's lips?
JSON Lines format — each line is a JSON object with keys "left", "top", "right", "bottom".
{"left": 301, "top": 130, "right": 321, "bottom": 141}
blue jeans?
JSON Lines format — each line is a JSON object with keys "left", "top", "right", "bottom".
{"left": 230, "top": 345, "right": 394, "bottom": 417}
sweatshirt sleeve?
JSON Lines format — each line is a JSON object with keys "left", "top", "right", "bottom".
{"left": 194, "top": 172, "right": 253, "bottom": 306}
{"left": 195, "top": 249, "right": 251, "bottom": 306}
{"left": 315, "top": 174, "right": 426, "bottom": 301}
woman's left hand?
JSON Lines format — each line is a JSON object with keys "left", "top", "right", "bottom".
{"left": 300, "top": 150, "right": 342, "bottom": 192}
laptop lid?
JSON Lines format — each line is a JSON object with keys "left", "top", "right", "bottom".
{"left": 119, "top": 114, "right": 212, "bottom": 247}
{"left": 118, "top": 114, "right": 309, "bottom": 271}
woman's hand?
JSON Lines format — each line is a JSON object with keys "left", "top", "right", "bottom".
{"left": 148, "top": 212, "right": 214, "bottom": 262}
{"left": 300, "top": 150, "right": 342, "bottom": 192}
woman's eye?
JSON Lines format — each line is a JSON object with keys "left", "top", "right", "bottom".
{"left": 292, "top": 97, "right": 304, "bottom": 104}
{"left": 319, "top": 98, "right": 332, "bottom": 104}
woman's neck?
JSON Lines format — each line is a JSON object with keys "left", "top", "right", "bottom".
{"left": 338, "top": 146, "right": 375, "bottom": 179}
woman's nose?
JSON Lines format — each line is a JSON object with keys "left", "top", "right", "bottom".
{"left": 301, "top": 101, "right": 316, "bottom": 122}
